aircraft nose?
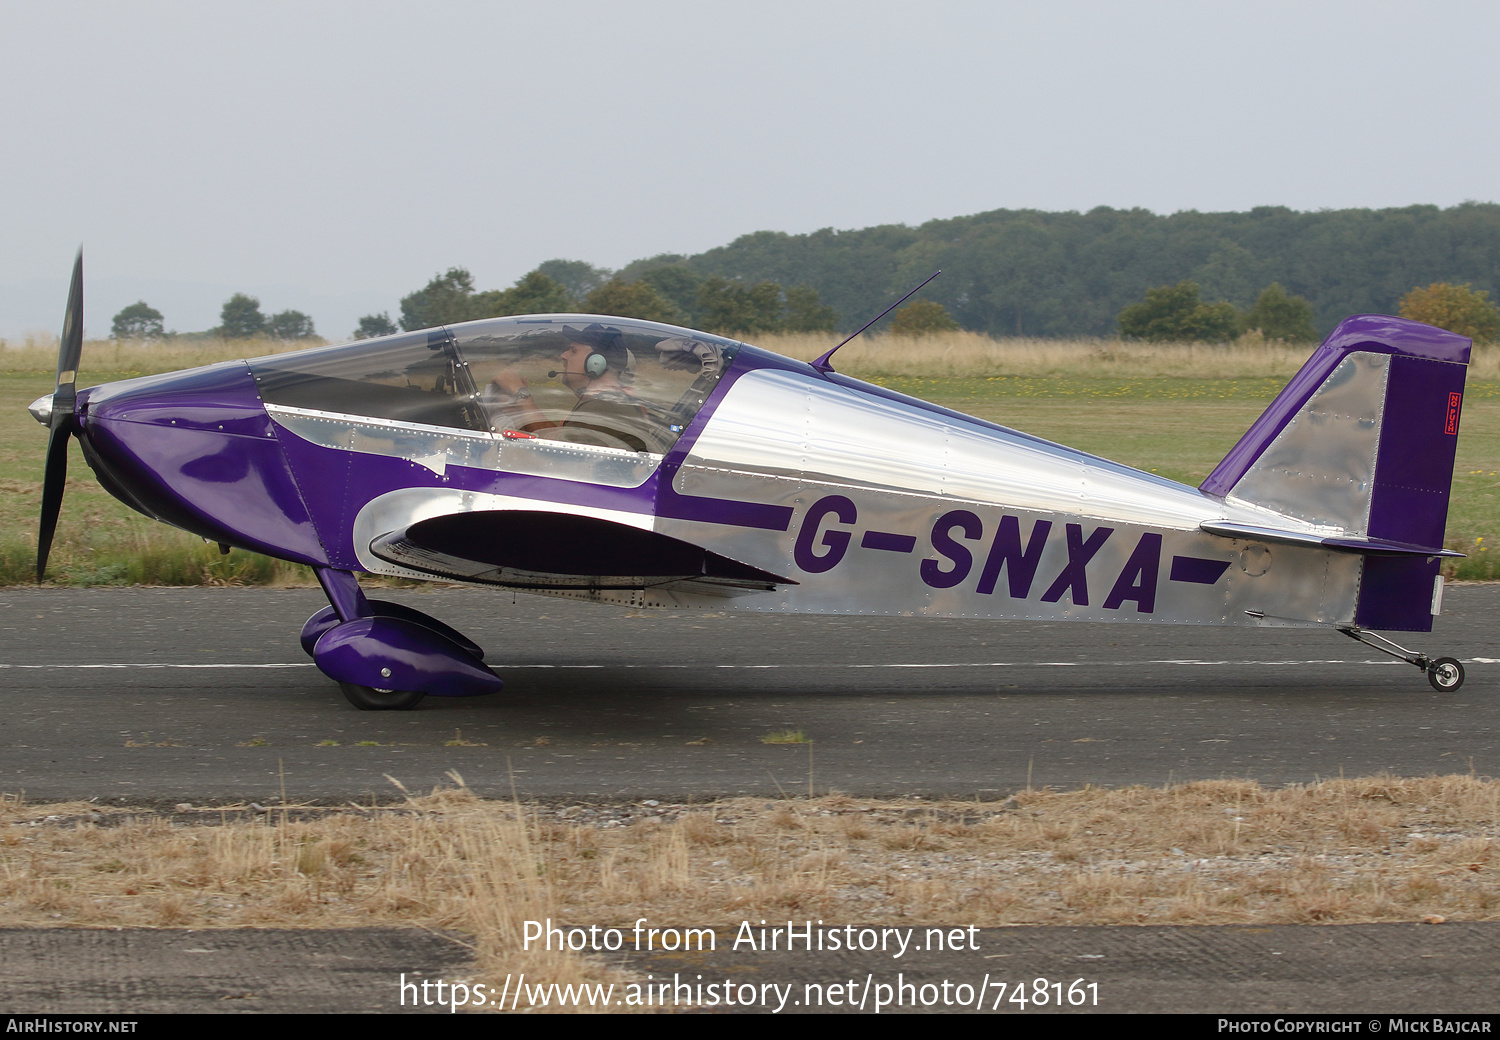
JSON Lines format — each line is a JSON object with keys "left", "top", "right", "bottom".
{"left": 76, "top": 360, "right": 329, "bottom": 567}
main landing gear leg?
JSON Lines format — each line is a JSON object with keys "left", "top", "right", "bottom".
{"left": 1337, "top": 626, "right": 1465, "bottom": 692}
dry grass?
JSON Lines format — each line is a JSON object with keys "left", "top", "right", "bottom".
{"left": 0, "top": 333, "right": 312, "bottom": 375}
{"left": 7, "top": 329, "right": 1495, "bottom": 383}
{"left": 753, "top": 329, "right": 1500, "bottom": 382}
{"left": 4, "top": 774, "right": 1499, "bottom": 1007}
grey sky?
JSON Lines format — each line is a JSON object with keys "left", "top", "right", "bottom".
{"left": 3, "top": 0, "right": 1497, "bottom": 339}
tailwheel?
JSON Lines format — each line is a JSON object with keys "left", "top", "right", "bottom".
{"left": 1427, "top": 658, "right": 1465, "bottom": 692}
{"left": 1339, "top": 627, "right": 1465, "bottom": 692}
{"left": 337, "top": 682, "right": 426, "bottom": 711}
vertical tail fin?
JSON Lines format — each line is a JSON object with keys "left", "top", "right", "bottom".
{"left": 1202, "top": 315, "right": 1471, "bottom": 631}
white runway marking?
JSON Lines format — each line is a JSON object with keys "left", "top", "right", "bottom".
{"left": 5, "top": 659, "right": 1494, "bottom": 671}
{"left": 507, "top": 658, "right": 1417, "bottom": 669}
{"left": 0, "top": 662, "right": 315, "bottom": 669}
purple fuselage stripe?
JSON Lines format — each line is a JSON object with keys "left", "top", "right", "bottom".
{"left": 1169, "top": 556, "right": 1232, "bottom": 584}
{"left": 861, "top": 530, "right": 919, "bottom": 553}
{"left": 657, "top": 494, "right": 794, "bottom": 531}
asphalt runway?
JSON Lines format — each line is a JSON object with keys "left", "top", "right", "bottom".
{"left": 0, "top": 585, "right": 1494, "bottom": 803}
{"left": 4, "top": 586, "right": 1498, "bottom": 1016}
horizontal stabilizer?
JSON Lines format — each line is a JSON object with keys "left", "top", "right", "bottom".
{"left": 1200, "top": 521, "right": 1463, "bottom": 558}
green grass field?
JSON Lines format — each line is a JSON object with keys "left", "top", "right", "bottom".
{"left": 2, "top": 342, "right": 1495, "bottom": 584}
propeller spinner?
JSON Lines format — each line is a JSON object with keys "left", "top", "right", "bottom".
{"left": 36, "top": 249, "right": 83, "bottom": 582}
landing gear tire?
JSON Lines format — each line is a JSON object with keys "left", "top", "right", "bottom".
{"left": 1427, "top": 658, "right": 1465, "bottom": 692}
{"left": 338, "top": 682, "right": 426, "bottom": 711}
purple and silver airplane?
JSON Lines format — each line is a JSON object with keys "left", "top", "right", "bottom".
{"left": 32, "top": 254, "right": 1470, "bottom": 709}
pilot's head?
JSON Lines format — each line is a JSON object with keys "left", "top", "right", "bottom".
{"left": 559, "top": 324, "right": 629, "bottom": 391}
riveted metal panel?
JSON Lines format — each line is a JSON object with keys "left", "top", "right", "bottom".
{"left": 267, "top": 404, "right": 660, "bottom": 486}
{"left": 686, "top": 369, "right": 1264, "bottom": 530}
{"left": 1226, "top": 351, "right": 1388, "bottom": 534}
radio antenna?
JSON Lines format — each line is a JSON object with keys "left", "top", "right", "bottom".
{"left": 811, "top": 269, "right": 941, "bottom": 374}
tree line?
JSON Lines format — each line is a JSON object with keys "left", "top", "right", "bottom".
{"left": 357, "top": 262, "right": 840, "bottom": 340}
{"left": 111, "top": 201, "right": 1500, "bottom": 344}
{"left": 109, "top": 294, "right": 318, "bottom": 341}
{"left": 1119, "top": 280, "right": 1499, "bottom": 344}
{"left": 610, "top": 202, "right": 1500, "bottom": 339}
{"left": 367, "top": 201, "right": 1500, "bottom": 343}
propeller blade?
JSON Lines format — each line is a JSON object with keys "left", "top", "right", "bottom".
{"left": 37, "top": 248, "right": 83, "bottom": 582}
{"left": 36, "top": 420, "right": 71, "bottom": 582}
{"left": 55, "top": 249, "right": 82, "bottom": 412}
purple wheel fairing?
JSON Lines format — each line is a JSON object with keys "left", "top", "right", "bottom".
{"left": 312, "top": 616, "right": 503, "bottom": 698}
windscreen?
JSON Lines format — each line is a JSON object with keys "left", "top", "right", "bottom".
{"left": 249, "top": 328, "right": 485, "bottom": 431}
{"left": 251, "top": 316, "right": 739, "bottom": 455}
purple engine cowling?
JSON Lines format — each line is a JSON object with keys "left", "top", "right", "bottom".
{"left": 77, "top": 360, "right": 328, "bottom": 566}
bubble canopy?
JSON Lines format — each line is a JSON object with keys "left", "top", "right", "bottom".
{"left": 247, "top": 315, "right": 743, "bottom": 454}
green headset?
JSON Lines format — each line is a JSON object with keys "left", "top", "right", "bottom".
{"left": 550, "top": 348, "right": 614, "bottom": 381}
{"left": 567, "top": 323, "right": 625, "bottom": 379}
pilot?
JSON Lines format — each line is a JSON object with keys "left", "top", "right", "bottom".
{"left": 488, "top": 324, "right": 652, "bottom": 452}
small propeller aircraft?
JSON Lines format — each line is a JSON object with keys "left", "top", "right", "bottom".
{"left": 32, "top": 253, "right": 1471, "bottom": 708}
